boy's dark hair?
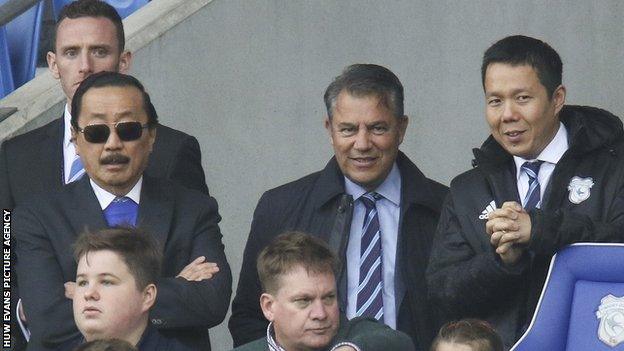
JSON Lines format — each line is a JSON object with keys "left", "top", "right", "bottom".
{"left": 431, "top": 319, "right": 503, "bottom": 351}
{"left": 324, "top": 63, "right": 405, "bottom": 119}
{"left": 71, "top": 71, "right": 158, "bottom": 131}
{"left": 482, "top": 35, "right": 562, "bottom": 98}
{"left": 257, "top": 231, "right": 337, "bottom": 294}
{"left": 55, "top": 0, "right": 125, "bottom": 53}
{"left": 73, "top": 227, "right": 162, "bottom": 290}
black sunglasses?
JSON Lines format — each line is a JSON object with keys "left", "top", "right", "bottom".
{"left": 76, "top": 121, "right": 150, "bottom": 143}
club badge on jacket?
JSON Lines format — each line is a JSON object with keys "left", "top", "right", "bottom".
{"left": 568, "top": 176, "right": 594, "bottom": 204}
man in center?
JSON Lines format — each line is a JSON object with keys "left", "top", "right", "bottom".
{"left": 230, "top": 64, "right": 448, "bottom": 351}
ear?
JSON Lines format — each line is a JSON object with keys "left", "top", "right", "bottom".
{"left": 118, "top": 51, "right": 132, "bottom": 74}
{"left": 324, "top": 117, "right": 334, "bottom": 146}
{"left": 397, "top": 115, "right": 409, "bottom": 145}
{"left": 71, "top": 127, "right": 80, "bottom": 156}
{"left": 47, "top": 51, "right": 60, "bottom": 79}
{"left": 552, "top": 85, "right": 566, "bottom": 116}
{"left": 260, "top": 293, "right": 276, "bottom": 322}
{"left": 147, "top": 127, "right": 156, "bottom": 153}
{"left": 141, "top": 284, "right": 157, "bottom": 312}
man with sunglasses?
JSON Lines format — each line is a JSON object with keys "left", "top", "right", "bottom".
{"left": 1, "top": 2, "right": 209, "bottom": 349}
{"left": 0, "top": 0, "right": 209, "bottom": 210}
{"left": 14, "top": 71, "right": 231, "bottom": 351}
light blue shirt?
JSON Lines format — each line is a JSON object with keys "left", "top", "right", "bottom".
{"left": 344, "top": 163, "right": 400, "bottom": 329}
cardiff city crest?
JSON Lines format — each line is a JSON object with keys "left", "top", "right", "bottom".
{"left": 567, "top": 176, "right": 594, "bottom": 204}
{"left": 596, "top": 294, "right": 624, "bottom": 347}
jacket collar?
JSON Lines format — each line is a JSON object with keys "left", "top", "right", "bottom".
{"left": 312, "top": 151, "right": 441, "bottom": 212}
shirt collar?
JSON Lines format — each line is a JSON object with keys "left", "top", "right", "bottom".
{"left": 63, "top": 103, "right": 73, "bottom": 149}
{"left": 344, "top": 162, "right": 401, "bottom": 206}
{"left": 89, "top": 177, "right": 143, "bottom": 210}
{"left": 513, "top": 122, "right": 568, "bottom": 179}
{"left": 266, "top": 322, "right": 286, "bottom": 351}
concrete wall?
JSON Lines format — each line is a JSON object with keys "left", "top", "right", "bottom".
{"left": 5, "top": 0, "right": 624, "bottom": 349}
{"left": 130, "top": 1, "right": 624, "bottom": 348}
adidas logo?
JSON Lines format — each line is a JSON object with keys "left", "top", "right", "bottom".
{"left": 478, "top": 200, "right": 496, "bottom": 220}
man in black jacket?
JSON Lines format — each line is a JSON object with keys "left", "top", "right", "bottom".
{"left": 427, "top": 35, "right": 624, "bottom": 348}
{"left": 230, "top": 64, "right": 448, "bottom": 351}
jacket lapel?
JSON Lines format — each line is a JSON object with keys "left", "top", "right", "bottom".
{"left": 137, "top": 176, "right": 173, "bottom": 253}
{"left": 65, "top": 176, "right": 108, "bottom": 237}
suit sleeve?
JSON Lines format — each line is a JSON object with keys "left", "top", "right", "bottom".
{"left": 426, "top": 194, "right": 529, "bottom": 320}
{"left": 14, "top": 205, "right": 82, "bottom": 349}
{"left": 149, "top": 194, "right": 232, "bottom": 329}
{"left": 229, "top": 193, "right": 274, "bottom": 346}
{"left": 168, "top": 135, "right": 209, "bottom": 195}
{"left": 333, "top": 317, "right": 415, "bottom": 351}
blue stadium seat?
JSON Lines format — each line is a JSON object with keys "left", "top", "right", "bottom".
{"left": 0, "top": 26, "right": 15, "bottom": 98}
{"left": 4, "top": 0, "right": 44, "bottom": 89}
{"left": 53, "top": 0, "right": 149, "bottom": 20}
{"left": 511, "top": 244, "right": 624, "bottom": 351}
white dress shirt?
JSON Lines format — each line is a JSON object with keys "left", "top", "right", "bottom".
{"left": 63, "top": 104, "right": 80, "bottom": 184}
{"left": 345, "top": 163, "right": 401, "bottom": 329}
{"left": 90, "top": 177, "right": 143, "bottom": 209}
{"left": 513, "top": 122, "right": 568, "bottom": 207}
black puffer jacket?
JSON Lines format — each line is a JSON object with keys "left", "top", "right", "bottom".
{"left": 426, "top": 105, "right": 624, "bottom": 348}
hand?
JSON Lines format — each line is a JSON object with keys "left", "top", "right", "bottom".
{"left": 65, "top": 281, "right": 76, "bottom": 300}
{"left": 176, "top": 256, "right": 219, "bottom": 281}
{"left": 486, "top": 202, "right": 531, "bottom": 246}
{"left": 485, "top": 202, "right": 532, "bottom": 265}
{"left": 495, "top": 240, "right": 524, "bottom": 265}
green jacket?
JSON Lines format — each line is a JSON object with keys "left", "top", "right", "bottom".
{"left": 231, "top": 317, "right": 414, "bottom": 351}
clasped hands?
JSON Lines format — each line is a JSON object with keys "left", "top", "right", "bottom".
{"left": 65, "top": 256, "right": 219, "bottom": 299}
{"left": 485, "top": 201, "right": 532, "bottom": 265}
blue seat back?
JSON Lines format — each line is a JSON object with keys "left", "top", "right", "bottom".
{"left": 511, "top": 244, "right": 624, "bottom": 351}
{"left": 3, "top": 0, "right": 44, "bottom": 89}
{"left": 53, "top": 0, "right": 149, "bottom": 19}
{"left": 0, "top": 26, "right": 15, "bottom": 98}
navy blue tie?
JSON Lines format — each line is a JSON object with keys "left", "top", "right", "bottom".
{"left": 356, "top": 192, "right": 384, "bottom": 322}
{"left": 104, "top": 197, "right": 138, "bottom": 227}
{"left": 522, "top": 161, "right": 543, "bottom": 210}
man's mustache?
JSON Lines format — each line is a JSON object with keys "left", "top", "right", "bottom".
{"left": 100, "top": 154, "right": 130, "bottom": 165}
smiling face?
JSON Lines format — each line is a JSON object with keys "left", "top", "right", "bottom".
{"left": 325, "top": 91, "right": 408, "bottom": 191}
{"left": 73, "top": 250, "right": 155, "bottom": 345}
{"left": 47, "top": 16, "right": 131, "bottom": 106}
{"left": 73, "top": 85, "right": 155, "bottom": 196}
{"left": 260, "top": 265, "right": 340, "bottom": 351}
{"left": 484, "top": 63, "right": 565, "bottom": 159}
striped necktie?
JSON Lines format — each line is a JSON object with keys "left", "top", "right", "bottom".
{"left": 356, "top": 192, "right": 384, "bottom": 322}
{"left": 67, "top": 156, "right": 85, "bottom": 183}
{"left": 522, "top": 161, "right": 544, "bottom": 209}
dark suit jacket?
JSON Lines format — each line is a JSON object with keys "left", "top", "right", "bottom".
{"left": 228, "top": 152, "right": 448, "bottom": 351}
{"left": 0, "top": 117, "right": 209, "bottom": 210}
{"left": 1, "top": 117, "right": 208, "bottom": 350}
{"left": 14, "top": 175, "right": 231, "bottom": 351}
{"left": 231, "top": 316, "right": 415, "bottom": 351}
